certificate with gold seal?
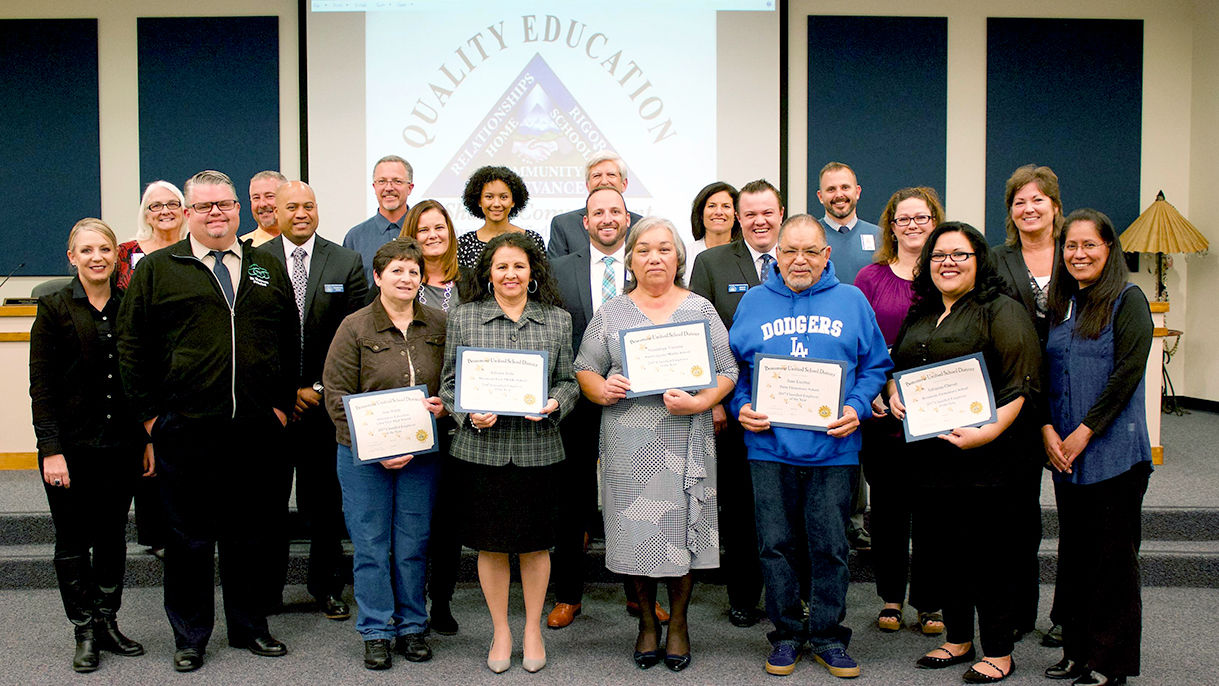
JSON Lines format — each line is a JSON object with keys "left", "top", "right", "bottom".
{"left": 341, "top": 385, "right": 439, "bottom": 465}
{"left": 619, "top": 320, "right": 716, "bottom": 398}
{"left": 454, "top": 346, "right": 550, "bottom": 417}
{"left": 750, "top": 354, "right": 848, "bottom": 431}
{"left": 893, "top": 353, "right": 997, "bottom": 442}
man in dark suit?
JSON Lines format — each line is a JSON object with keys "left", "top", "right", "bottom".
{"left": 688, "top": 178, "right": 784, "bottom": 628}
{"left": 547, "top": 152, "right": 642, "bottom": 259}
{"left": 265, "top": 181, "right": 368, "bottom": 621}
{"left": 546, "top": 186, "right": 631, "bottom": 629}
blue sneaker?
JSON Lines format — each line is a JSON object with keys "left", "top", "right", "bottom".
{"left": 765, "top": 643, "right": 802, "bottom": 676}
{"left": 813, "top": 648, "right": 860, "bottom": 678}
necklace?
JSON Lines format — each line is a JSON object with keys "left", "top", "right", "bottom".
{"left": 418, "top": 280, "right": 454, "bottom": 311}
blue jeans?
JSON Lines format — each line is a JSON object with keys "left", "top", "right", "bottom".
{"left": 750, "top": 461, "right": 854, "bottom": 652}
{"left": 336, "top": 444, "right": 438, "bottom": 639}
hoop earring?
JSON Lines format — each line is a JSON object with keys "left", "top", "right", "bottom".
{"left": 527, "top": 280, "right": 538, "bottom": 293}
{"left": 487, "top": 281, "right": 494, "bottom": 295}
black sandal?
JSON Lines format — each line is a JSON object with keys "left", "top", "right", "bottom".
{"left": 877, "top": 607, "right": 902, "bottom": 632}
{"left": 917, "top": 611, "right": 945, "bottom": 635}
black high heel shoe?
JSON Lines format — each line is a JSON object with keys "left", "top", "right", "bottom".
{"left": 633, "top": 648, "right": 663, "bottom": 669}
{"left": 664, "top": 652, "right": 692, "bottom": 672}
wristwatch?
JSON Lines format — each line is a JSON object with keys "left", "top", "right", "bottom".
{"left": 312, "top": 382, "right": 324, "bottom": 394}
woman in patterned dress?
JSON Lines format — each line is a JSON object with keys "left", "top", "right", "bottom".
{"left": 574, "top": 217, "right": 737, "bottom": 672}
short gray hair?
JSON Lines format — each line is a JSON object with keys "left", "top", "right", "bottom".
{"left": 373, "top": 155, "right": 413, "bottom": 182}
{"left": 136, "top": 180, "right": 187, "bottom": 241}
{"left": 250, "top": 169, "right": 287, "bottom": 185}
{"left": 623, "top": 216, "right": 686, "bottom": 291}
{"left": 183, "top": 170, "right": 237, "bottom": 204}
{"left": 777, "top": 214, "right": 826, "bottom": 244}
{"left": 585, "top": 151, "right": 627, "bottom": 185}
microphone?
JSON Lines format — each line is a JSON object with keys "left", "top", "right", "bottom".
{"left": 0, "top": 262, "right": 24, "bottom": 290}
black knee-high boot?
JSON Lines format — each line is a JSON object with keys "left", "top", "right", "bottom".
{"left": 94, "top": 587, "right": 144, "bottom": 656}
{"left": 54, "top": 556, "right": 100, "bottom": 672}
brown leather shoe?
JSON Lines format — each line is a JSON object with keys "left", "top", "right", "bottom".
{"left": 625, "top": 601, "right": 670, "bottom": 624}
{"left": 546, "top": 602, "right": 582, "bottom": 629}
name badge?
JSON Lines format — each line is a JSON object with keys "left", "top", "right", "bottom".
{"left": 860, "top": 234, "right": 876, "bottom": 251}
{"left": 324, "top": 283, "right": 344, "bottom": 293}
{"left": 728, "top": 283, "right": 749, "bottom": 293}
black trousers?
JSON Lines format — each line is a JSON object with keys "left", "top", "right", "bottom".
{"left": 549, "top": 405, "right": 601, "bottom": 605}
{"left": 1015, "top": 464, "right": 1045, "bottom": 632}
{"left": 861, "top": 419, "right": 939, "bottom": 611}
{"left": 133, "top": 473, "right": 168, "bottom": 548}
{"left": 717, "top": 418, "right": 763, "bottom": 612}
{"left": 926, "top": 483, "right": 1023, "bottom": 657}
{"left": 1054, "top": 462, "right": 1150, "bottom": 679}
{"left": 427, "top": 422, "right": 462, "bottom": 607}
{"left": 274, "top": 409, "right": 346, "bottom": 602}
{"left": 45, "top": 446, "right": 139, "bottom": 625}
{"left": 154, "top": 413, "right": 285, "bottom": 650}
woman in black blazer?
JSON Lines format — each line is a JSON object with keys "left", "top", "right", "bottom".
{"left": 30, "top": 218, "right": 152, "bottom": 673}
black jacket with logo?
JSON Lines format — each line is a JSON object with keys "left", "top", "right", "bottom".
{"left": 117, "top": 237, "right": 299, "bottom": 422}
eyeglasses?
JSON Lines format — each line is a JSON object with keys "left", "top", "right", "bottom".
{"left": 893, "top": 214, "right": 933, "bottom": 227}
{"left": 147, "top": 201, "right": 182, "bottom": 212}
{"left": 929, "top": 251, "right": 975, "bottom": 263}
{"left": 188, "top": 199, "right": 238, "bottom": 213}
{"left": 1063, "top": 241, "right": 1109, "bottom": 252}
{"left": 778, "top": 245, "right": 828, "bottom": 259}
{"left": 373, "top": 178, "right": 410, "bottom": 187}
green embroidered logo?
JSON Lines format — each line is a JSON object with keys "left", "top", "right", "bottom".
{"left": 248, "top": 263, "right": 270, "bottom": 287}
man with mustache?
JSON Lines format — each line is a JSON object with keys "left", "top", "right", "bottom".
{"left": 246, "top": 170, "right": 287, "bottom": 246}
{"left": 343, "top": 155, "right": 414, "bottom": 293}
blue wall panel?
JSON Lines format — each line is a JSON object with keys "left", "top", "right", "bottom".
{"left": 138, "top": 16, "right": 279, "bottom": 231}
{"left": 985, "top": 18, "right": 1142, "bottom": 245}
{"left": 807, "top": 16, "right": 948, "bottom": 224}
{"left": 0, "top": 19, "right": 101, "bottom": 276}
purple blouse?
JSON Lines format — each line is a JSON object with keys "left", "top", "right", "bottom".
{"left": 854, "top": 262, "right": 913, "bottom": 347}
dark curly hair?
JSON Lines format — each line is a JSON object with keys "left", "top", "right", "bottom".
{"left": 909, "top": 222, "right": 1005, "bottom": 317}
{"left": 462, "top": 232, "right": 561, "bottom": 307}
{"left": 462, "top": 166, "right": 529, "bottom": 219}
{"left": 690, "top": 181, "right": 742, "bottom": 242}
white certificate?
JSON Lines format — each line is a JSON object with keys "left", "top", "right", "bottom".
{"left": 751, "top": 354, "right": 848, "bottom": 431}
{"left": 454, "top": 346, "right": 549, "bottom": 416}
{"left": 619, "top": 321, "right": 716, "bottom": 398}
{"left": 342, "top": 386, "right": 439, "bottom": 465}
{"left": 894, "top": 353, "right": 997, "bottom": 442}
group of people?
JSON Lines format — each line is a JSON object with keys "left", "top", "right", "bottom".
{"left": 29, "top": 153, "right": 1152, "bottom": 686}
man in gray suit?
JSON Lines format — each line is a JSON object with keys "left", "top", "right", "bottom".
{"left": 265, "top": 181, "right": 368, "bottom": 621}
{"left": 547, "top": 152, "right": 643, "bottom": 259}
{"left": 688, "top": 179, "right": 784, "bottom": 628}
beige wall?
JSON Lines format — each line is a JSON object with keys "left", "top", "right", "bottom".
{"left": 788, "top": 0, "right": 1214, "bottom": 401}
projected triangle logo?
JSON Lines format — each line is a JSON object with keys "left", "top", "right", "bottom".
{"left": 424, "top": 53, "right": 649, "bottom": 198}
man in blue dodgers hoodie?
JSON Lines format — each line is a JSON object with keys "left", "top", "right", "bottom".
{"left": 728, "top": 215, "right": 891, "bottom": 679}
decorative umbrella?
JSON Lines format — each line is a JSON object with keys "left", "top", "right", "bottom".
{"left": 1120, "top": 190, "right": 1209, "bottom": 301}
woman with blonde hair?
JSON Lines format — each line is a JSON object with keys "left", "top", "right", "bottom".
{"left": 31, "top": 218, "right": 153, "bottom": 672}
{"left": 116, "top": 181, "right": 187, "bottom": 289}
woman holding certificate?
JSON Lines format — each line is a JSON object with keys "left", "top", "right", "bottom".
{"left": 323, "top": 238, "right": 448, "bottom": 670}
{"left": 886, "top": 222, "right": 1040, "bottom": 684}
{"left": 439, "top": 232, "right": 578, "bottom": 674}
{"left": 574, "top": 217, "right": 737, "bottom": 672}
{"left": 1040, "top": 210, "right": 1152, "bottom": 686}
{"left": 31, "top": 218, "right": 150, "bottom": 672}
{"left": 855, "top": 187, "right": 945, "bottom": 636}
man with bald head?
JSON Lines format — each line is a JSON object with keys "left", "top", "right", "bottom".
{"left": 266, "top": 181, "right": 368, "bottom": 621}
{"left": 728, "top": 215, "right": 890, "bottom": 679}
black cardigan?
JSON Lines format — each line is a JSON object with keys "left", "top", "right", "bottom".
{"left": 29, "top": 278, "right": 144, "bottom": 465}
